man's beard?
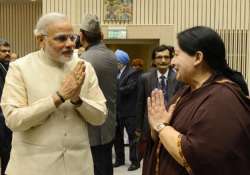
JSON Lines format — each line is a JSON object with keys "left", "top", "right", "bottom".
{"left": 58, "top": 54, "right": 73, "bottom": 63}
{"left": 45, "top": 47, "right": 73, "bottom": 63}
{"left": 59, "top": 48, "right": 74, "bottom": 63}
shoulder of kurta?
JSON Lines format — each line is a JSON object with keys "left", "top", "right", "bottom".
{"left": 83, "top": 60, "right": 95, "bottom": 74}
{"left": 206, "top": 83, "right": 234, "bottom": 98}
{"left": 70, "top": 55, "right": 92, "bottom": 67}
{"left": 196, "top": 83, "right": 239, "bottom": 116}
{"left": 7, "top": 51, "right": 40, "bottom": 74}
{"left": 12, "top": 51, "right": 39, "bottom": 67}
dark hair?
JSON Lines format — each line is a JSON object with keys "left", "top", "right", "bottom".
{"left": 152, "top": 44, "right": 175, "bottom": 60}
{"left": 75, "top": 35, "right": 82, "bottom": 49}
{"left": 80, "top": 29, "right": 101, "bottom": 45}
{"left": 0, "top": 38, "right": 10, "bottom": 47}
{"left": 131, "top": 58, "right": 144, "bottom": 68}
{"left": 177, "top": 26, "right": 249, "bottom": 95}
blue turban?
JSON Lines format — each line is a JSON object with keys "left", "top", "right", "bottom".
{"left": 115, "top": 49, "right": 129, "bottom": 65}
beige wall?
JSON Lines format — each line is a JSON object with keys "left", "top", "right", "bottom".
{"left": 0, "top": 1, "right": 42, "bottom": 57}
{"left": 42, "top": 0, "right": 250, "bottom": 86}
{"left": 101, "top": 24, "right": 175, "bottom": 44}
{"left": 42, "top": 0, "right": 249, "bottom": 29}
{"left": 0, "top": 0, "right": 249, "bottom": 86}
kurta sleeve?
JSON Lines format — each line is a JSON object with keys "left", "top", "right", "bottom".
{"left": 1, "top": 63, "right": 56, "bottom": 132}
{"left": 76, "top": 62, "right": 107, "bottom": 126}
{"left": 180, "top": 86, "right": 249, "bottom": 174}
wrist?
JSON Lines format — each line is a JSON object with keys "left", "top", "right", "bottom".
{"left": 56, "top": 91, "right": 65, "bottom": 103}
{"left": 70, "top": 97, "right": 83, "bottom": 107}
{"left": 53, "top": 94, "right": 63, "bottom": 108}
{"left": 71, "top": 96, "right": 81, "bottom": 102}
{"left": 154, "top": 122, "right": 170, "bottom": 133}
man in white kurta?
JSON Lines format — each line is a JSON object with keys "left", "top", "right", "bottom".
{"left": 1, "top": 13, "right": 107, "bottom": 175}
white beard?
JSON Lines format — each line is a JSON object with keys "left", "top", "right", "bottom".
{"left": 44, "top": 47, "right": 73, "bottom": 64}
{"left": 58, "top": 54, "right": 73, "bottom": 63}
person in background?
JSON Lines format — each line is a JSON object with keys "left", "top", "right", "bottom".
{"left": 74, "top": 35, "right": 85, "bottom": 57}
{"left": 147, "top": 60, "right": 157, "bottom": 72}
{"left": 10, "top": 52, "right": 18, "bottom": 62}
{"left": 131, "top": 58, "right": 144, "bottom": 71}
{"left": 113, "top": 49, "right": 141, "bottom": 171}
{"left": 79, "top": 14, "right": 117, "bottom": 175}
{"left": 1, "top": 12, "right": 107, "bottom": 175}
{"left": 0, "top": 38, "right": 12, "bottom": 175}
{"left": 135, "top": 45, "right": 182, "bottom": 163}
{"left": 145, "top": 26, "right": 250, "bottom": 175}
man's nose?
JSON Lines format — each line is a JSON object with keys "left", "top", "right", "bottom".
{"left": 65, "top": 38, "right": 75, "bottom": 47}
{"left": 161, "top": 57, "right": 167, "bottom": 62}
{"left": 6, "top": 51, "right": 11, "bottom": 56}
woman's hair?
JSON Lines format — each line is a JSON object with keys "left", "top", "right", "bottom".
{"left": 177, "top": 26, "right": 249, "bottom": 95}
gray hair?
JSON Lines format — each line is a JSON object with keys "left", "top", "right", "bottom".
{"left": 34, "top": 12, "right": 68, "bottom": 36}
{"left": 0, "top": 38, "right": 10, "bottom": 47}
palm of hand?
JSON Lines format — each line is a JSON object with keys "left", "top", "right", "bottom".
{"left": 147, "top": 89, "right": 175, "bottom": 130}
{"left": 60, "top": 74, "right": 79, "bottom": 99}
{"left": 148, "top": 101, "right": 169, "bottom": 127}
{"left": 59, "top": 61, "right": 85, "bottom": 100}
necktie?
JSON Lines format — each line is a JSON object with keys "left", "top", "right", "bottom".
{"left": 160, "top": 75, "right": 168, "bottom": 104}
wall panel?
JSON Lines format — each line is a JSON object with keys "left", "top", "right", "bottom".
{"left": 0, "top": 2, "right": 42, "bottom": 57}
{"left": 39, "top": 0, "right": 250, "bottom": 83}
{"left": 1, "top": 0, "right": 249, "bottom": 83}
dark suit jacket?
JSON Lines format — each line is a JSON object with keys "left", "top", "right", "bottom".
{"left": 117, "top": 66, "right": 142, "bottom": 118}
{"left": 136, "top": 68, "right": 182, "bottom": 134}
{"left": 0, "top": 62, "right": 12, "bottom": 157}
{"left": 81, "top": 42, "right": 118, "bottom": 146}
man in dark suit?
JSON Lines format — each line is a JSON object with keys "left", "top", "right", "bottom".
{"left": 79, "top": 14, "right": 117, "bottom": 175}
{"left": 0, "top": 38, "right": 12, "bottom": 175}
{"left": 135, "top": 45, "right": 182, "bottom": 161}
{"left": 113, "top": 49, "right": 141, "bottom": 171}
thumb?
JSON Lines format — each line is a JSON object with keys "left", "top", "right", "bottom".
{"left": 168, "top": 104, "right": 176, "bottom": 115}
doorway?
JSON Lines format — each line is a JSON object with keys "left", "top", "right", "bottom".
{"left": 104, "top": 39, "right": 159, "bottom": 70}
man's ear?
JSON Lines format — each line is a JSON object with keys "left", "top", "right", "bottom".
{"left": 36, "top": 35, "right": 45, "bottom": 48}
{"left": 79, "top": 32, "right": 84, "bottom": 44}
{"left": 80, "top": 32, "right": 89, "bottom": 48}
{"left": 194, "top": 51, "right": 204, "bottom": 66}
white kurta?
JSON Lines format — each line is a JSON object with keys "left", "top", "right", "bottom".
{"left": 1, "top": 49, "right": 107, "bottom": 175}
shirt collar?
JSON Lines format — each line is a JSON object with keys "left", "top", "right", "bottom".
{"left": 120, "top": 65, "right": 127, "bottom": 75}
{"left": 157, "top": 69, "right": 169, "bottom": 80}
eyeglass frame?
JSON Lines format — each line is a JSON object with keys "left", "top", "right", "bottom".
{"left": 155, "top": 55, "right": 171, "bottom": 59}
{"left": 42, "top": 33, "right": 78, "bottom": 44}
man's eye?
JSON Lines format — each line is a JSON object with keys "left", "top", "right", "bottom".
{"left": 55, "top": 35, "right": 67, "bottom": 42}
{"left": 54, "top": 35, "right": 77, "bottom": 42}
{"left": 0, "top": 50, "right": 10, "bottom": 53}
